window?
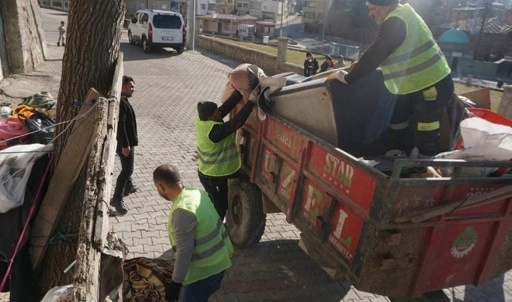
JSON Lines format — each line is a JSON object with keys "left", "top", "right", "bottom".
{"left": 208, "top": 4, "right": 215, "bottom": 10}
{"left": 223, "top": 22, "right": 231, "bottom": 30}
{"left": 304, "top": 12, "right": 315, "bottom": 18}
{"left": 152, "top": 15, "right": 182, "bottom": 29}
{"left": 140, "top": 13, "right": 148, "bottom": 24}
{"left": 243, "top": 3, "right": 248, "bottom": 8}
{"left": 303, "top": 1, "right": 316, "bottom": 8}
{"left": 237, "top": 3, "right": 242, "bottom": 7}
{"left": 201, "top": 4, "right": 206, "bottom": 9}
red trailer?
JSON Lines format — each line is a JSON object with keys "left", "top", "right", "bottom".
{"left": 225, "top": 71, "right": 512, "bottom": 298}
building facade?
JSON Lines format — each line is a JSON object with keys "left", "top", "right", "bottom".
{"left": 197, "top": 0, "right": 216, "bottom": 15}
{"left": 216, "top": 0, "right": 235, "bottom": 14}
{"left": 201, "top": 13, "right": 257, "bottom": 34}
{"left": 236, "top": 0, "right": 251, "bottom": 15}
{"left": 302, "top": 0, "right": 329, "bottom": 33}
{"left": 261, "top": 0, "right": 287, "bottom": 23}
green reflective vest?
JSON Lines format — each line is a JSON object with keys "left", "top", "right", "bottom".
{"left": 195, "top": 118, "right": 241, "bottom": 177}
{"left": 381, "top": 4, "right": 451, "bottom": 95}
{"left": 167, "top": 188, "right": 233, "bottom": 285}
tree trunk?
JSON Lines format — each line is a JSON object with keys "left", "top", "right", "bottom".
{"left": 37, "top": 0, "right": 125, "bottom": 295}
{"left": 54, "top": 0, "right": 125, "bottom": 159}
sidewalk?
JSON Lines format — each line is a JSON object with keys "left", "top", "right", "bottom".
{"left": 0, "top": 21, "right": 64, "bottom": 106}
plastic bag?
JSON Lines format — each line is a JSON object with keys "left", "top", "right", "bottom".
{"left": 40, "top": 285, "right": 73, "bottom": 302}
{"left": 0, "top": 144, "right": 53, "bottom": 213}
{"left": 20, "top": 91, "right": 56, "bottom": 110}
{"left": 435, "top": 116, "right": 512, "bottom": 177}
{"left": 24, "top": 111, "right": 56, "bottom": 145}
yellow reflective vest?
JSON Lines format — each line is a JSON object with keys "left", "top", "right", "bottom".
{"left": 381, "top": 4, "right": 451, "bottom": 95}
{"left": 195, "top": 118, "right": 241, "bottom": 177}
{"left": 168, "top": 188, "right": 233, "bottom": 285}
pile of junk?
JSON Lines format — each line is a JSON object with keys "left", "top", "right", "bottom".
{"left": 0, "top": 92, "right": 57, "bottom": 300}
{"left": 0, "top": 90, "right": 175, "bottom": 302}
{"left": 0, "top": 91, "right": 56, "bottom": 149}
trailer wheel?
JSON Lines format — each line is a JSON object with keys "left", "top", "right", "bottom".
{"left": 226, "top": 178, "right": 266, "bottom": 248}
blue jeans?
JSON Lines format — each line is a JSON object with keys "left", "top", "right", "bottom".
{"left": 180, "top": 271, "right": 225, "bottom": 302}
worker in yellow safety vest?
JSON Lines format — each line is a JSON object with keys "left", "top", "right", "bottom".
{"left": 329, "top": 0, "right": 454, "bottom": 157}
{"left": 153, "top": 164, "right": 234, "bottom": 302}
{"left": 195, "top": 90, "right": 255, "bottom": 219}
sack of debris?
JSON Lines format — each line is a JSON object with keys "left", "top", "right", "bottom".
{"left": 123, "top": 257, "right": 174, "bottom": 301}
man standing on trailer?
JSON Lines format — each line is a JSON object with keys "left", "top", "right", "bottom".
{"left": 329, "top": 0, "right": 454, "bottom": 157}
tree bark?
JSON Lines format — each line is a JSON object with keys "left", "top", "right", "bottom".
{"left": 37, "top": 0, "right": 125, "bottom": 295}
{"left": 55, "top": 0, "right": 125, "bottom": 160}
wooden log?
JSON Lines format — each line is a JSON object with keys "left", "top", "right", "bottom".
{"left": 30, "top": 88, "right": 101, "bottom": 270}
{"left": 73, "top": 98, "right": 108, "bottom": 301}
{"left": 73, "top": 54, "right": 123, "bottom": 301}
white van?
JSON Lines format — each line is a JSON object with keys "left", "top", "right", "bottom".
{"left": 128, "top": 9, "right": 186, "bottom": 54}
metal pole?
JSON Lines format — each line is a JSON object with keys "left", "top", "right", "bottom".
{"left": 321, "top": 0, "right": 327, "bottom": 41}
{"left": 186, "top": 0, "right": 195, "bottom": 50}
{"left": 279, "top": 0, "right": 284, "bottom": 37}
{"left": 192, "top": 0, "right": 196, "bottom": 50}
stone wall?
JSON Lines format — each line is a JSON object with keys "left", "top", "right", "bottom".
{"left": 0, "top": 0, "right": 47, "bottom": 76}
{"left": 196, "top": 35, "right": 303, "bottom": 75}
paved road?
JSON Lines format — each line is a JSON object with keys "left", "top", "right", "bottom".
{"left": 1, "top": 8, "right": 512, "bottom": 302}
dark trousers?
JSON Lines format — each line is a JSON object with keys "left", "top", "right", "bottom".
{"left": 388, "top": 75, "right": 454, "bottom": 156}
{"left": 198, "top": 173, "right": 228, "bottom": 220}
{"left": 181, "top": 271, "right": 225, "bottom": 302}
{"left": 113, "top": 147, "right": 135, "bottom": 199}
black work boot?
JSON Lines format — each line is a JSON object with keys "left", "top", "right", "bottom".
{"left": 57, "top": 42, "right": 60, "bottom": 46}
{"left": 123, "top": 185, "right": 139, "bottom": 197}
{"left": 110, "top": 197, "right": 128, "bottom": 215}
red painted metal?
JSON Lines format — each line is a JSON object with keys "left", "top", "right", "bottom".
{"left": 237, "top": 106, "right": 512, "bottom": 298}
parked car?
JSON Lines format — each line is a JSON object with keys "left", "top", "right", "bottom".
{"left": 128, "top": 9, "right": 186, "bottom": 54}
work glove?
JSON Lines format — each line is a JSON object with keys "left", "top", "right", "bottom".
{"left": 327, "top": 70, "right": 348, "bottom": 84}
{"left": 165, "top": 281, "right": 182, "bottom": 302}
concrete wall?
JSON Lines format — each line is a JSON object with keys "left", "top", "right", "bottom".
{"left": 196, "top": 35, "right": 302, "bottom": 75}
{"left": 0, "top": 0, "right": 46, "bottom": 76}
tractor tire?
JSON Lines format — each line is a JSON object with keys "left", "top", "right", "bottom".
{"left": 142, "top": 37, "right": 151, "bottom": 53}
{"left": 226, "top": 178, "right": 266, "bottom": 249}
{"left": 128, "top": 31, "right": 135, "bottom": 45}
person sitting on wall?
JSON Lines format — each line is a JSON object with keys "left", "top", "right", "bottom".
{"left": 320, "top": 55, "right": 337, "bottom": 72}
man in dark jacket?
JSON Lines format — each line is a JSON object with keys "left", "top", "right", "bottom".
{"left": 304, "top": 52, "right": 319, "bottom": 76}
{"left": 111, "top": 76, "right": 139, "bottom": 215}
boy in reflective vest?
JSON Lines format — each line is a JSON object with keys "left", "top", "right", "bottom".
{"left": 329, "top": 0, "right": 454, "bottom": 157}
{"left": 153, "top": 164, "right": 233, "bottom": 301}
